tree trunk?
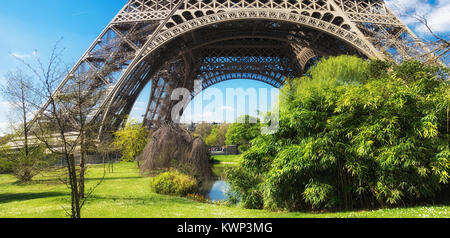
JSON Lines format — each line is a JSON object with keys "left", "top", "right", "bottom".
{"left": 77, "top": 82, "right": 86, "bottom": 200}
{"left": 67, "top": 153, "right": 81, "bottom": 218}
{"left": 21, "top": 80, "right": 29, "bottom": 157}
{"left": 79, "top": 131, "right": 86, "bottom": 199}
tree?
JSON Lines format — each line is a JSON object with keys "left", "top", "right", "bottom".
{"left": 97, "top": 140, "right": 119, "bottom": 173}
{"left": 192, "top": 122, "right": 213, "bottom": 140}
{"left": 0, "top": 142, "right": 52, "bottom": 182}
{"left": 227, "top": 56, "right": 449, "bottom": 211}
{"left": 410, "top": 13, "right": 449, "bottom": 63}
{"left": 0, "top": 70, "right": 51, "bottom": 182}
{"left": 14, "top": 40, "right": 106, "bottom": 218}
{"left": 113, "top": 118, "right": 148, "bottom": 167}
{"left": 390, "top": 3, "right": 449, "bottom": 64}
{"left": 205, "top": 123, "right": 230, "bottom": 147}
{"left": 0, "top": 135, "right": 15, "bottom": 174}
{"left": 67, "top": 72, "right": 105, "bottom": 199}
{"left": 1, "top": 71, "right": 38, "bottom": 156}
{"left": 225, "top": 115, "right": 260, "bottom": 152}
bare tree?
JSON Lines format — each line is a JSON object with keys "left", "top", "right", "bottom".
{"left": 1, "top": 71, "right": 35, "bottom": 155}
{"left": 13, "top": 40, "right": 105, "bottom": 218}
{"left": 66, "top": 71, "right": 105, "bottom": 199}
{"left": 97, "top": 139, "right": 118, "bottom": 173}
{"left": 408, "top": 13, "right": 449, "bottom": 62}
{"left": 390, "top": 3, "right": 449, "bottom": 64}
{"left": 0, "top": 70, "right": 49, "bottom": 182}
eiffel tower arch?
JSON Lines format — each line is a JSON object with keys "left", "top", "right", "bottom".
{"left": 33, "top": 0, "right": 433, "bottom": 138}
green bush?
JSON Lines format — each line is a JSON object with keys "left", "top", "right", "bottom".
{"left": 152, "top": 170, "right": 198, "bottom": 197}
{"left": 226, "top": 166, "right": 264, "bottom": 209}
{"left": 0, "top": 157, "right": 13, "bottom": 174}
{"left": 0, "top": 144, "right": 53, "bottom": 181}
{"left": 242, "top": 189, "right": 264, "bottom": 209}
{"left": 227, "top": 56, "right": 450, "bottom": 211}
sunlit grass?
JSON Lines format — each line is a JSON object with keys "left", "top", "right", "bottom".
{"left": 212, "top": 154, "right": 242, "bottom": 164}
{"left": 0, "top": 161, "right": 448, "bottom": 218}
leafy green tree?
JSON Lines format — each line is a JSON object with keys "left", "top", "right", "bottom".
{"left": 226, "top": 115, "right": 260, "bottom": 152}
{"left": 205, "top": 123, "right": 230, "bottom": 147}
{"left": 113, "top": 118, "right": 148, "bottom": 166}
{"left": 192, "top": 122, "right": 213, "bottom": 139}
{"left": 227, "top": 56, "right": 450, "bottom": 211}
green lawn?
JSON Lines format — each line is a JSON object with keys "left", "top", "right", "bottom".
{"left": 212, "top": 154, "right": 242, "bottom": 164}
{"left": 0, "top": 159, "right": 448, "bottom": 218}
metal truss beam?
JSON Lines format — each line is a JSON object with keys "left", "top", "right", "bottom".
{"left": 30, "top": 0, "right": 437, "bottom": 139}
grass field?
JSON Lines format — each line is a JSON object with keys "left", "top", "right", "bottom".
{"left": 212, "top": 155, "right": 242, "bottom": 164}
{"left": 0, "top": 155, "right": 449, "bottom": 218}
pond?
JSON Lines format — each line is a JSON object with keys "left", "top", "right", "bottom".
{"left": 199, "top": 165, "right": 232, "bottom": 202}
{"left": 199, "top": 180, "right": 230, "bottom": 202}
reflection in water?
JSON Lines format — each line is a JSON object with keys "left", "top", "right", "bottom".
{"left": 205, "top": 180, "right": 229, "bottom": 202}
{"left": 199, "top": 166, "right": 231, "bottom": 202}
{"left": 199, "top": 179, "right": 231, "bottom": 202}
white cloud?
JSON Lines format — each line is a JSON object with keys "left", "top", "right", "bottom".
{"left": 219, "top": 106, "right": 234, "bottom": 112}
{"left": 417, "top": 2, "right": 450, "bottom": 34}
{"left": 132, "top": 101, "right": 147, "bottom": 111}
{"left": 183, "top": 111, "right": 222, "bottom": 123}
{"left": 386, "top": 0, "right": 450, "bottom": 35}
{"left": 134, "top": 101, "right": 146, "bottom": 106}
{"left": 132, "top": 107, "right": 146, "bottom": 111}
{"left": 0, "top": 101, "right": 12, "bottom": 108}
{"left": 10, "top": 52, "right": 31, "bottom": 59}
{"left": 0, "top": 122, "right": 14, "bottom": 136}
{"left": 128, "top": 101, "right": 147, "bottom": 121}
{"left": 9, "top": 50, "right": 39, "bottom": 59}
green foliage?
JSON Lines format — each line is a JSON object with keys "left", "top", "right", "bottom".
{"left": 151, "top": 170, "right": 198, "bottom": 197}
{"left": 302, "top": 180, "right": 336, "bottom": 209}
{"left": 226, "top": 166, "right": 264, "bottom": 209}
{"left": 1, "top": 162, "right": 448, "bottom": 218}
{"left": 0, "top": 144, "right": 53, "bottom": 182}
{"left": 113, "top": 118, "right": 148, "bottom": 162}
{"left": 227, "top": 56, "right": 450, "bottom": 211}
{"left": 193, "top": 122, "right": 213, "bottom": 139}
{"left": 225, "top": 115, "right": 261, "bottom": 152}
{"left": 206, "top": 123, "right": 230, "bottom": 147}
{"left": 0, "top": 157, "right": 13, "bottom": 174}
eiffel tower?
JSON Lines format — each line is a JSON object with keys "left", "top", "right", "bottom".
{"left": 33, "top": 0, "right": 433, "bottom": 138}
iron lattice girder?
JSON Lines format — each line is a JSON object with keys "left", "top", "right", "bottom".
{"left": 114, "top": 0, "right": 419, "bottom": 60}
{"left": 30, "top": 0, "right": 433, "bottom": 138}
{"left": 138, "top": 9, "right": 379, "bottom": 59}
{"left": 115, "top": 0, "right": 402, "bottom": 25}
{"left": 197, "top": 40, "right": 299, "bottom": 78}
{"left": 98, "top": 18, "right": 349, "bottom": 131}
{"left": 189, "top": 35, "right": 295, "bottom": 90}
{"left": 140, "top": 30, "right": 337, "bottom": 124}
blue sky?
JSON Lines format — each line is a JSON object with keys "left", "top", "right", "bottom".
{"left": 0, "top": 0, "right": 448, "bottom": 134}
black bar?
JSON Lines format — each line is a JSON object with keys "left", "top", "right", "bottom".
{"left": 1, "top": 218, "right": 447, "bottom": 237}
